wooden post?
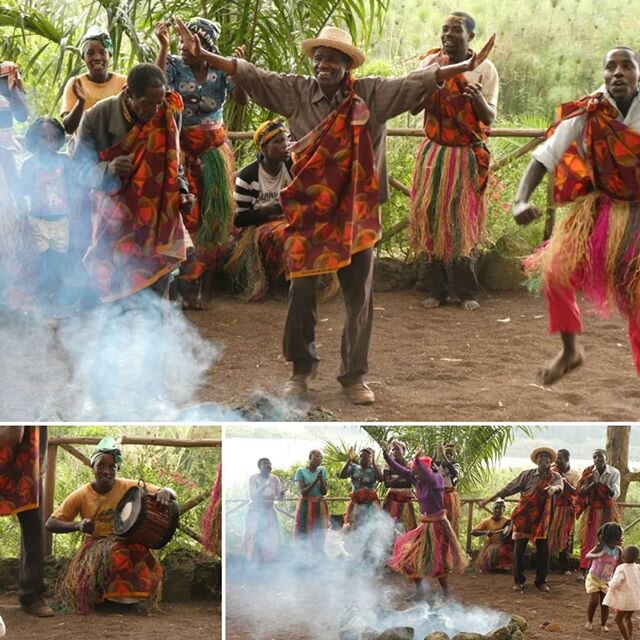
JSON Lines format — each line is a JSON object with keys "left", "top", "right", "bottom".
{"left": 466, "top": 500, "right": 474, "bottom": 554}
{"left": 44, "top": 441, "right": 58, "bottom": 555}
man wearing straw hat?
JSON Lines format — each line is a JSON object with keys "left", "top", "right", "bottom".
{"left": 173, "top": 18, "right": 494, "bottom": 405}
{"left": 483, "top": 446, "right": 563, "bottom": 593}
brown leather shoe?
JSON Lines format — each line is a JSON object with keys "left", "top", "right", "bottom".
{"left": 283, "top": 374, "right": 309, "bottom": 399}
{"left": 344, "top": 382, "right": 375, "bottom": 405}
{"left": 22, "top": 599, "right": 55, "bottom": 617}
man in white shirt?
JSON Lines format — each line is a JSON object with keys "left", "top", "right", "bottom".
{"left": 576, "top": 448, "right": 621, "bottom": 572}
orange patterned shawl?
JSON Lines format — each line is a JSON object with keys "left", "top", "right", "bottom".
{"left": 280, "top": 76, "right": 380, "bottom": 279}
{"left": 84, "top": 92, "right": 187, "bottom": 302}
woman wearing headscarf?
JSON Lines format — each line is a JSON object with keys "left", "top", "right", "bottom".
{"left": 382, "top": 442, "right": 467, "bottom": 600}
{"left": 225, "top": 119, "right": 292, "bottom": 300}
{"left": 60, "top": 27, "right": 127, "bottom": 136}
{"left": 46, "top": 437, "right": 177, "bottom": 613}
{"left": 382, "top": 440, "right": 417, "bottom": 534}
{"left": 155, "top": 17, "right": 247, "bottom": 308}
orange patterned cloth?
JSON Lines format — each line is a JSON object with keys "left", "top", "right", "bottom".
{"left": 0, "top": 426, "right": 40, "bottom": 516}
{"left": 549, "top": 93, "right": 640, "bottom": 205}
{"left": 421, "top": 51, "right": 491, "bottom": 191}
{"left": 84, "top": 92, "right": 187, "bottom": 302}
{"left": 510, "top": 478, "right": 553, "bottom": 541}
{"left": 409, "top": 50, "right": 491, "bottom": 261}
{"left": 280, "top": 77, "right": 380, "bottom": 279}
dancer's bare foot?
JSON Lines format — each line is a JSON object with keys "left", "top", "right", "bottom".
{"left": 461, "top": 299, "right": 480, "bottom": 311}
{"left": 421, "top": 297, "right": 442, "bottom": 309}
{"left": 539, "top": 347, "right": 584, "bottom": 385}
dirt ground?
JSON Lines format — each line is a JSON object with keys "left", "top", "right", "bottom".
{"left": 0, "top": 594, "right": 220, "bottom": 640}
{"left": 193, "top": 289, "right": 639, "bottom": 421}
{"left": 226, "top": 568, "right": 637, "bottom": 640}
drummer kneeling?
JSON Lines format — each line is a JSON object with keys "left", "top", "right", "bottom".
{"left": 46, "top": 437, "right": 177, "bottom": 614}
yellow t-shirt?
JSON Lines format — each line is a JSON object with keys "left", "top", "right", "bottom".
{"left": 60, "top": 72, "right": 127, "bottom": 116}
{"left": 51, "top": 478, "right": 159, "bottom": 538}
{"left": 475, "top": 515, "right": 510, "bottom": 543}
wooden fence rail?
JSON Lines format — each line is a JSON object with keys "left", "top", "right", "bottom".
{"left": 227, "top": 126, "right": 554, "bottom": 242}
{"left": 44, "top": 436, "right": 221, "bottom": 555}
{"left": 226, "top": 497, "right": 640, "bottom": 554}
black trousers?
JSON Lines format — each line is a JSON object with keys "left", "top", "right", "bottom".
{"left": 514, "top": 537, "right": 549, "bottom": 586}
{"left": 422, "top": 256, "right": 478, "bottom": 301}
{"left": 283, "top": 248, "right": 374, "bottom": 385}
{"left": 16, "top": 426, "right": 48, "bottom": 604}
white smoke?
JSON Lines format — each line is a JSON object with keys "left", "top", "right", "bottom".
{"left": 0, "top": 290, "right": 236, "bottom": 421}
{"left": 227, "top": 495, "right": 510, "bottom": 639}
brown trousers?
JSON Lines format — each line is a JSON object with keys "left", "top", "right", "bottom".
{"left": 283, "top": 248, "right": 374, "bottom": 386}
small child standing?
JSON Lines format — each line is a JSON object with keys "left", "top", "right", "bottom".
{"left": 584, "top": 522, "right": 623, "bottom": 632}
{"left": 20, "top": 118, "right": 73, "bottom": 312}
{"left": 603, "top": 545, "right": 640, "bottom": 640}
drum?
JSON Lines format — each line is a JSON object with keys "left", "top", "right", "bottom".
{"left": 113, "top": 484, "right": 179, "bottom": 549}
{"left": 500, "top": 519, "right": 513, "bottom": 542}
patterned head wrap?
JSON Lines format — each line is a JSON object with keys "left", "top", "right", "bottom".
{"left": 186, "top": 18, "right": 221, "bottom": 54}
{"left": 90, "top": 436, "right": 123, "bottom": 469}
{"left": 253, "top": 119, "right": 288, "bottom": 148}
{"left": 493, "top": 497, "right": 505, "bottom": 507}
{"left": 80, "top": 27, "right": 113, "bottom": 56}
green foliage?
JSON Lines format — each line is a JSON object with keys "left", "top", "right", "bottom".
{"left": 0, "top": 0, "right": 388, "bottom": 122}
{"left": 0, "top": 425, "right": 221, "bottom": 560}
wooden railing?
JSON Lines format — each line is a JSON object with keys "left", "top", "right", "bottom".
{"left": 44, "top": 435, "right": 221, "bottom": 555}
{"left": 228, "top": 126, "right": 555, "bottom": 241}
{"left": 227, "top": 495, "right": 640, "bottom": 554}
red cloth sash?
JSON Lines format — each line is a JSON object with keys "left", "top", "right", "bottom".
{"left": 385, "top": 489, "right": 414, "bottom": 503}
{"left": 510, "top": 477, "right": 553, "bottom": 540}
{"left": 280, "top": 76, "right": 380, "bottom": 279}
{"left": 84, "top": 92, "right": 187, "bottom": 302}
{"left": 548, "top": 93, "right": 640, "bottom": 205}
{"left": 551, "top": 464, "right": 577, "bottom": 510}
{"left": 421, "top": 48, "right": 491, "bottom": 192}
{"left": 0, "top": 426, "right": 40, "bottom": 516}
{"left": 575, "top": 465, "right": 618, "bottom": 517}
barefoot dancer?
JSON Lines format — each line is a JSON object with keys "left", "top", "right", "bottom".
{"left": 410, "top": 12, "right": 498, "bottom": 311}
{"left": 73, "top": 63, "right": 191, "bottom": 301}
{"left": 382, "top": 442, "right": 467, "bottom": 600}
{"left": 513, "top": 47, "right": 640, "bottom": 384}
{"left": 173, "top": 18, "right": 494, "bottom": 405}
{"left": 382, "top": 440, "right": 417, "bottom": 533}
{"left": 155, "top": 18, "right": 247, "bottom": 308}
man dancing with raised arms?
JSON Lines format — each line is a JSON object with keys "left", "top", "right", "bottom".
{"left": 513, "top": 47, "right": 640, "bottom": 384}
{"left": 483, "top": 447, "right": 563, "bottom": 593}
{"left": 174, "top": 17, "right": 494, "bottom": 404}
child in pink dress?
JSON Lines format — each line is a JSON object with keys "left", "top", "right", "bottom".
{"left": 603, "top": 545, "right": 640, "bottom": 640}
{"left": 584, "top": 522, "right": 623, "bottom": 632}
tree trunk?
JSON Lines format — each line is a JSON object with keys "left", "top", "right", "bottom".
{"left": 606, "top": 425, "right": 640, "bottom": 501}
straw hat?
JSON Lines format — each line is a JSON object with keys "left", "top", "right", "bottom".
{"left": 300, "top": 26, "right": 366, "bottom": 69}
{"left": 530, "top": 446, "right": 557, "bottom": 464}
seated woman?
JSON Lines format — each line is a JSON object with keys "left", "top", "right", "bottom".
{"left": 46, "top": 437, "right": 177, "bottom": 614}
{"left": 226, "top": 119, "right": 293, "bottom": 301}
{"left": 472, "top": 498, "right": 513, "bottom": 573}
